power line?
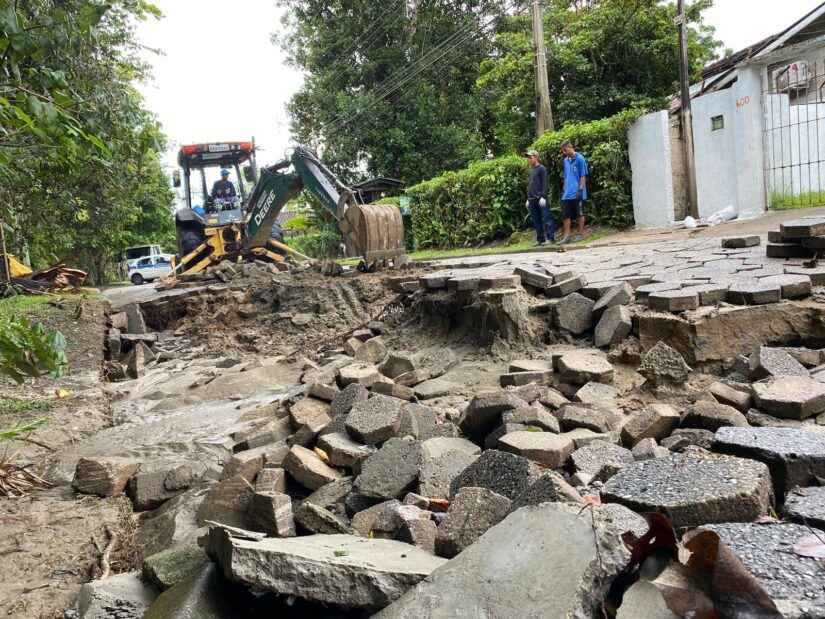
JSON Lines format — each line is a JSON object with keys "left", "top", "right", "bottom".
{"left": 331, "top": 0, "right": 405, "bottom": 68}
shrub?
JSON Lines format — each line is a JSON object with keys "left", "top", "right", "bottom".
{"left": 407, "top": 107, "right": 646, "bottom": 248}
{"left": 286, "top": 229, "right": 343, "bottom": 259}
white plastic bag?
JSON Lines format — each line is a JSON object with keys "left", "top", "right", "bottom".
{"left": 706, "top": 205, "right": 737, "bottom": 227}
{"left": 683, "top": 216, "right": 697, "bottom": 229}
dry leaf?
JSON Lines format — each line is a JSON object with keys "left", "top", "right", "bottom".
{"left": 792, "top": 534, "right": 825, "bottom": 560}
{"left": 54, "top": 389, "right": 72, "bottom": 399}
{"left": 313, "top": 447, "right": 330, "bottom": 464}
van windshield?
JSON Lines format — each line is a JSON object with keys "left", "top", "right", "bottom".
{"left": 125, "top": 247, "right": 151, "bottom": 261}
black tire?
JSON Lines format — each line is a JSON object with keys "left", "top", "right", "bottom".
{"left": 131, "top": 273, "right": 145, "bottom": 286}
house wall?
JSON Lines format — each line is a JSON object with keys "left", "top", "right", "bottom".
{"left": 628, "top": 110, "right": 676, "bottom": 228}
{"left": 691, "top": 89, "right": 738, "bottom": 218}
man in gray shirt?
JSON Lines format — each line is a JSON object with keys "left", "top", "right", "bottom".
{"left": 524, "top": 149, "right": 555, "bottom": 245}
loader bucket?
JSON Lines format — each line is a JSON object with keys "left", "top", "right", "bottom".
{"left": 341, "top": 203, "right": 406, "bottom": 262}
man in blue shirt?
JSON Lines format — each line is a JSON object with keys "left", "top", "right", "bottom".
{"left": 560, "top": 140, "right": 588, "bottom": 245}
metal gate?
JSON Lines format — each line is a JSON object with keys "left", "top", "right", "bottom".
{"left": 763, "top": 59, "right": 825, "bottom": 209}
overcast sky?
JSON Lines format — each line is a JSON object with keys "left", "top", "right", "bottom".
{"left": 136, "top": 0, "right": 825, "bottom": 174}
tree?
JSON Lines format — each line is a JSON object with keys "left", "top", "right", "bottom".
{"left": 0, "top": 0, "right": 175, "bottom": 283}
{"left": 275, "top": 0, "right": 515, "bottom": 185}
{"left": 478, "top": 0, "right": 722, "bottom": 154}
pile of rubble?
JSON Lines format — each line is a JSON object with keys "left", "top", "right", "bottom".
{"left": 766, "top": 215, "right": 825, "bottom": 259}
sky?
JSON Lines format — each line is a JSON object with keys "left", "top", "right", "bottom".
{"left": 136, "top": 0, "right": 825, "bottom": 178}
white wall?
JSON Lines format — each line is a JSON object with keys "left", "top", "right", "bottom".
{"left": 629, "top": 110, "right": 676, "bottom": 228}
{"left": 731, "top": 66, "right": 766, "bottom": 219}
{"left": 692, "top": 89, "right": 738, "bottom": 218}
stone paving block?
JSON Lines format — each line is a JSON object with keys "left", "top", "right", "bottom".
{"left": 581, "top": 281, "right": 622, "bottom": 301}
{"left": 419, "top": 439, "right": 480, "bottom": 500}
{"left": 248, "top": 491, "right": 296, "bottom": 537}
{"left": 73, "top": 457, "right": 140, "bottom": 497}
{"left": 379, "top": 354, "right": 416, "bottom": 380}
{"left": 766, "top": 243, "right": 813, "bottom": 259}
{"left": 514, "top": 266, "right": 554, "bottom": 290}
{"left": 558, "top": 403, "right": 621, "bottom": 434}
{"left": 339, "top": 363, "right": 382, "bottom": 388}
{"left": 558, "top": 351, "right": 614, "bottom": 385}
{"left": 421, "top": 274, "right": 449, "bottom": 290}
{"left": 458, "top": 391, "right": 528, "bottom": 440}
{"left": 499, "top": 370, "right": 553, "bottom": 387}
{"left": 371, "top": 380, "right": 414, "bottom": 401}
{"left": 767, "top": 230, "right": 784, "bottom": 243}
{"left": 345, "top": 394, "right": 404, "bottom": 445}
{"left": 294, "top": 501, "right": 353, "bottom": 534}
{"left": 714, "top": 426, "right": 825, "bottom": 500}
{"left": 355, "top": 337, "right": 388, "bottom": 365}
{"left": 547, "top": 276, "right": 586, "bottom": 298}
{"left": 726, "top": 279, "right": 782, "bottom": 305}
{"left": 289, "top": 397, "right": 332, "bottom": 435}
{"left": 679, "top": 283, "right": 729, "bottom": 305}
{"left": 780, "top": 217, "right": 825, "bottom": 238}
{"left": 435, "top": 487, "right": 511, "bottom": 558}
{"left": 752, "top": 376, "right": 825, "bottom": 420}
{"left": 449, "top": 449, "right": 542, "bottom": 501}
{"left": 508, "top": 359, "right": 554, "bottom": 373}
{"left": 254, "top": 468, "right": 286, "bottom": 494}
{"left": 317, "top": 432, "right": 376, "bottom": 470}
{"left": 196, "top": 475, "right": 254, "bottom": 529}
{"left": 601, "top": 453, "right": 773, "bottom": 528}
{"left": 635, "top": 282, "right": 682, "bottom": 302}
{"left": 413, "top": 378, "right": 453, "bottom": 400}
{"left": 574, "top": 382, "right": 618, "bottom": 406}
{"left": 722, "top": 235, "right": 760, "bottom": 249}
{"left": 681, "top": 400, "right": 749, "bottom": 432}
{"left": 538, "top": 386, "right": 571, "bottom": 410}
{"left": 647, "top": 289, "right": 699, "bottom": 313}
{"left": 570, "top": 440, "right": 633, "bottom": 478}
{"left": 592, "top": 282, "right": 633, "bottom": 317}
{"left": 759, "top": 274, "right": 812, "bottom": 299}
{"left": 502, "top": 406, "right": 560, "bottom": 433}
{"left": 660, "top": 428, "right": 715, "bottom": 452}
{"left": 594, "top": 305, "right": 632, "bottom": 349}
{"left": 785, "top": 265, "right": 825, "bottom": 286}
{"left": 351, "top": 500, "right": 401, "bottom": 537}
{"left": 621, "top": 403, "right": 680, "bottom": 446}
{"left": 638, "top": 341, "right": 692, "bottom": 386}
{"left": 480, "top": 274, "right": 521, "bottom": 290}
{"left": 127, "top": 469, "right": 185, "bottom": 512}
{"left": 509, "top": 470, "right": 583, "bottom": 510}
{"left": 497, "top": 431, "right": 575, "bottom": 468}
{"left": 308, "top": 382, "right": 339, "bottom": 402}
{"left": 354, "top": 437, "right": 422, "bottom": 500}
{"left": 783, "top": 486, "right": 825, "bottom": 529}
{"left": 749, "top": 346, "right": 809, "bottom": 381}
{"left": 700, "top": 522, "right": 825, "bottom": 618}
{"left": 709, "top": 381, "right": 752, "bottom": 412}
{"left": 283, "top": 445, "right": 344, "bottom": 491}
{"left": 631, "top": 438, "right": 670, "bottom": 461}
{"left": 555, "top": 292, "right": 595, "bottom": 335}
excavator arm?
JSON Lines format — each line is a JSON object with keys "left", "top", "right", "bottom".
{"left": 244, "top": 146, "right": 406, "bottom": 263}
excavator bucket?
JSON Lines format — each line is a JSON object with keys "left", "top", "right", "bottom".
{"left": 341, "top": 203, "right": 406, "bottom": 262}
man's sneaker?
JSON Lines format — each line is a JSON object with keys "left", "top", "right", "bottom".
{"left": 573, "top": 234, "right": 584, "bottom": 242}
{"left": 559, "top": 236, "right": 571, "bottom": 245}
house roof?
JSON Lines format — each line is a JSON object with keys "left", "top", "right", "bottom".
{"left": 352, "top": 177, "right": 405, "bottom": 191}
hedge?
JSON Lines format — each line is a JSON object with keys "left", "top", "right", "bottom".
{"left": 407, "top": 107, "right": 647, "bottom": 248}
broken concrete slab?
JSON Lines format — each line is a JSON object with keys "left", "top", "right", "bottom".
{"left": 434, "top": 487, "right": 511, "bottom": 558}
{"left": 283, "top": 445, "right": 344, "bottom": 491}
{"left": 73, "top": 457, "right": 140, "bottom": 497}
{"left": 621, "top": 403, "right": 680, "bottom": 446}
{"left": 354, "top": 437, "right": 422, "bottom": 500}
{"left": 206, "top": 528, "right": 446, "bottom": 609}
{"left": 142, "top": 546, "right": 208, "bottom": 591}
{"left": 345, "top": 394, "right": 404, "bottom": 445}
{"left": 497, "top": 430, "right": 575, "bottom": 468}
{"left": 752, "top": 376, "right": 825, "bottom": 420}
{"left": 713, "top": 426, "right": 825, "bottom": 501}
{"left": 638, "top": 341, "right": 691, "bottom": 386}
{"left": 555, "top": 292, "right": 595, "bottom": 335}
{"left": 76, "top": 570, "right": 158, "bottom": 619}
{"left": 602, "top": 453, "right": 772, "bottom": 528}
{"left": 558, "top": 351, "right": 614, "bottom": 385}
{"left": 458, "top": 391, "right": 527, "bottom": 441}
{"left": 749, "top": 346, "right": 809, "bottom": 381}
{"left": 376, "top": 503, "right": 631, "bottom": 619}
{"left": 783, "top": 486, "right": 825, "bottom": 529}
{"left": 449, "top": 449, "right": 541, "bottom": 501}
{"left": 681, "top": 400, "right": 749, "bottom": 432}
{"left": 594, "top": 305, "right": 632, "bottom": 349}
{"left": 709, "top": 381, "right": 753, "bottom": 412}
{"left": 701, "top": 522, "right": 825, "bottom": 618}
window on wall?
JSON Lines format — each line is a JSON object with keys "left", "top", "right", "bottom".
{"left": 711, "top": 115, "right": 725, "bottom": 131}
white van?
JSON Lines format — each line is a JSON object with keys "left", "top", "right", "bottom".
{"left": 128, "top": 255, "right": 174, "bottom": 285}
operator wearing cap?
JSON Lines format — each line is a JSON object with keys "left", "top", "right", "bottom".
{"left": 211, "top": 169, "right": 237, "bottom": 200}
{"left": 524, "top": 149, "right": 555, "bottom": 246}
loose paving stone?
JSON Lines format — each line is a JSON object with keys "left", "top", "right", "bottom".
{"left": 345, "top": 395, "right": 404, "bottom": 445}
{"left": 581, "top": 280, "right": 622, "bottom": 301}
{"left": 458, "top": 391, "right": 527, "bottom": 440}
{"left": 679, "top": 283, "right": 729, "bottom": 305}
{"left": 681, "top": 400, "right": 749, "bottom": 432}
{"left": 128, "top": 469, "right": 187, "bottom": 511}
{"left": 480, "top": 274, "right": 521, "bottom": 290}
{"left": 558, "top": 403, "right": 621, "bottom": 433}
{"left": 351, "top": 500, "right": 401, "bottom": 537}
{"left": 783, "top": 486, "right": 825, "bottom": 529}
{"left": 283, "top": 445, "right": 344, "bottom": 491}
{"left": 502, "top": 405, "right": 560, "bottom": 433}
{"left": 508, "top": 359, "right": 554, "bottom": 373}
{"left": 760, "top": 274, "right": 812, "bottom": 299}
{"left": 635, "top": 281, "right": 682, "bottom": 302}
{"left": 76, "top": 570, "right": 158, "bottom": 619}
{"left": 399, "top": 403, "right": 450, "bottom": 441}
{"left": 538, "top": 386, "right": 571, "bottom": 410}
{"left": 142, "top": 547, "right": 208, "bottom": 591}
{"left": 602, "top": 453, "right": 773, "bottom": 528}
{"left": 700, "top": 522, "right": 825, "bottom": 618}
{"left": 294, "top": 502, "right": 353, "bottom": 534}
{"left": 594, "top": 305, "right": 632, "bottom": 348}
{"left": 371, "top": 381, "right": 414, "bottom": 401}
{"left": 394, "top": 369, "right": 432, "bottom": 387}
{"left": 254, "top": 468, "right": 286, "bottom": 494}
{"left": 780, "top": 217, "right": 825, "bottom": 238}
{"left": 418, "top": 437, "right": 479, "bottom": 500}
{"left": 509, "top": 470, "right": 583, "bottom": 510}
{"left": 379, "top": 353, "right": 415, "bottom": 380}
{"left": 450, "top": 449, "right": 541, "bottom": 501}
{"left": 196, "top": 475, "right": 254, "bottom": 529}
{"left": 514, "top": 266, "right": 554, "bottom": 290}
{"left": 574, "top": 382, "right": 618, "bottom": 406}
{"left": 745, "top": 409, "right": 807, "bottom": 429}
{"left": 344, "top": 337, "right": 363, "bottom": 357}
{"left": 785, "top": 265, "right": 825, "bottom": 285}
{"left": 801, "top": 235, "right": 825, "bottom": 250}
{"left": 752, "top": 376, "right": 825, "bottom": 420}
{"left": 592, "top": 282, "right": 633, "bottom": 317}
{"left": 648, "top": 289, "right": 699, "bottom": 312}
{"left": 248, "top": 492, "right": 296, "bottom": 537}
{"left": 338, "top": 363, "right": 382, "bottom": 388}
{"left": 555, "top": 292, "right": 595, "bottom": 335}
{"left": 726, "top": 280, "right": 782, "bottom": 305}
{"left": 354, "top": 437, "right": 422, "bottom": 500}
{"left": 497, "top": 431, "right": 575, "bottom": 468}
{"left": 73, "top": 457, "right": 140, "bottom": 497}
{"left": 638, "top": 341, "right": 692, "bottom": 386}
{"left": 714, "top": 426, "right": 825, "bottom": 500}
{"left": 355, "top": 337, "right": 388, "bottom": 365}
{"left": 547, "top": 275, "right": 587, "bottom": 298}
{"left": 709, "top": 381, "right": 753, "bottom": 412}
{"left": 435, "top": 487, "right": 511, "bottom": 558}
{"left": 316, "top": 432, "right": 376, "bottom": 470}
{"left": 300, "top": 477, "right": 353, "bottom": 517}
{"left": 571, "top": 440, "right": 633, "bottom": 479}
{"left": 499, "top": 370, "right": 553, "bottom": 387}
{"left": 307, "top": 382, "right": 339, "bottom": 402}
{"left": 631, "top": 438, "right": 670, "bottom": 461}
{"left": 206, "top": 529, "right": 446, "bottom": 610}
{"left": 413, "top": 378, "right": 453, "bottom": 400}
{"left": 558, "top": 351, "right": 614, "bottom": 385}
{"left": 660, "top": 428, "right": 715, "bottom": 452}
{"left": 376, "top": 503, "right": 631, "bottom": 619}
{"left": 784, "top": 346, "right": 824, "bottom": 368}
{"left": 722, "top": 235, "right": 760, "bottom": 249}
{"left": 749, "top": 346, "right": 809, "bottom": 380}
{"left": 766, "top": 243, "right": 814, "bottom": 259}
{"left": 289, "top": 397, "right": 332, "bottom": 435}
{"left": 616, "top": 580, "right": 688, "bottom": 619}
{"left": 621, "top": 403, "right": 680, "bottom": 446}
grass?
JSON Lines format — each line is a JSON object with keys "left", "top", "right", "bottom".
{"left": 770, "top": 190, "right": 825, "bottom": 211}
{"left": 0, "top": 295, "right": 52, "bottom": 322}
{"left": 0, "top": 396, "right": 54, "bottom": 430}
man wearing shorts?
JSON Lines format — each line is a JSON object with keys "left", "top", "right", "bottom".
{"left": 559, "top": 140, "right": 588, "bottom": 245}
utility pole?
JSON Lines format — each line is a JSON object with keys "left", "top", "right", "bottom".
{"left": 531, "top": 0, "right": 554, "bottom": 136}
{"left": 677, "top": 0, "right": 699, "bottom": 219}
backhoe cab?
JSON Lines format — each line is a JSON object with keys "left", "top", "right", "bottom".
{"left": 173, "top": 142, "right": 406, "bottom": 278}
